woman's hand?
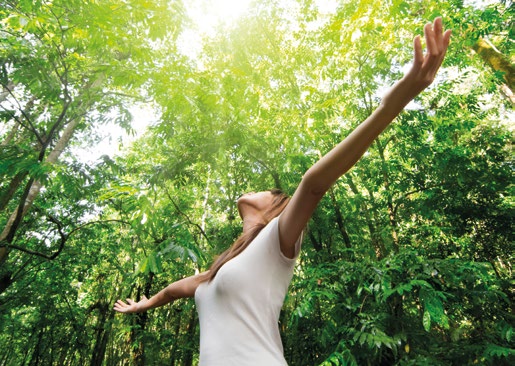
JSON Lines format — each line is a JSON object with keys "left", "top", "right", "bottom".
{"left": 113, "top": 295, "right": 149, "bottom": 314}
{"left": 402, "top": 17, "right": 452, "bottom": 97}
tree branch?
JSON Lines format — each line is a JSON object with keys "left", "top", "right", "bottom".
{"left": 246, "top": 152, "right": 282, "bottom": 190}
{"left": 163, "top": 189, "right": 210, "bottom": 245}
{"left": 0, "top": 85, "right": 43, "bottom": 145}
{"left": 0, "top": 218, "right": 136, "bottom": 260}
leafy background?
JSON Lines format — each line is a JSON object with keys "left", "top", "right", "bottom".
{"left": 0, "top": 0, "right": 513, "bottom": 365}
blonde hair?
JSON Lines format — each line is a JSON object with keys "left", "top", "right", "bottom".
{"left": 201, "top": 189, "right": 289, "bottom": 283}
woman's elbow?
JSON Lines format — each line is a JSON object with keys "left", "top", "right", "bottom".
{"left": 301, "top": 168, "right": 330, "bottom": 197}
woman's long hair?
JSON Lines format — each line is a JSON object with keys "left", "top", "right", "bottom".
{"left": 201, "top": 189, "right": 289, "bottom": 283}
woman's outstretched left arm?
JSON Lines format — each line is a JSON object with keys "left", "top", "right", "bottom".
{"left": 279, "top": 18, "right": 451, "bottom": 258}
{"left": 113, "top": 272, "right": 207, "bottom": 313}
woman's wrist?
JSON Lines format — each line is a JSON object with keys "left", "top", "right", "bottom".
{"left": 135, "top": 296, "right": 151, "bottom": 312}
{"left": 381, "top": 77, "right": 423, "bottom": 113}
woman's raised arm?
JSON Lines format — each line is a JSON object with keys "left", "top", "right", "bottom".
{"left": 279, "top": 18, "right": 451, "bottom": 258}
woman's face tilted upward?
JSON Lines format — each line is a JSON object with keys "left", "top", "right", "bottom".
{"left": 236, "top": 191, "right": 275, "bottom": 220}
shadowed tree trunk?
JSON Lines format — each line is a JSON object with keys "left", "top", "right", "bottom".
{"left": 346, "top": 175, "right": 386, "bottom": 259}
{"left": 328, "top": 186, "right": 351, "bottom": 249}
{"left": 375, "top": 138, "right": 399, "bottom": 252}
{"left": 182, "top": 306, "right": 198, "bottom": 366}
{"left": 129, "top": 272, "right": 155, "bottom": 366}
{"left": 169, "top": 308, "right": 183, "bottom": 366}
{"left": 0, "top": 172, "right": 29, "bottom": 213}
{"left": 90, "top": 301, "right": 115, "bottom": 366}
{"left": 0, "top": 116, "right": 80, "bottom": 269}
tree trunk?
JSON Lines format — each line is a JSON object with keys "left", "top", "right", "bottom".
{"left": 90, "top": 302, "right": 111, "bottom": 366}
{"left": 375, "top": 139, "right": 399, "bottom": 252}
{"left": 29, "top": 328, "right": 44, "bottom": 366}
{"left": 328, "top": 187, "right": 351, "bottom": 249}
{"left": 0, "top": 117, "right": 81, "bottom": 267}
{"left": 130, "top": 292, "right": 147, "bottom": 366}
{"left": 1, "top": 96, "right": 36, "bottom": 146}
{"left": 0, "top": 80, "right": 15, "bottom": 103}
{"left": 0, "top": 171, "right": 28, "bottom": 213}
{"left": 307, "top": 230, "right": 322, "bottom": 252}
{"left": 346, "top": 175, "right": 386, "bottom": 259}
{"left": 130, "top": 273, "right": 154, "bottom": 366}
{"left": 182, "top": 307, "right": 198, "bottom": 366}
{"left": 0, "top": 97, "right": 37, "bottom": 215}
{"left": 169, "top": 309, "right": 183, "bottom": 366}
{"left": 472, "top": 37, "right": 515, "bottom": 96}
{"left": 0, "top": 121, "right": 20, "bottom": 146}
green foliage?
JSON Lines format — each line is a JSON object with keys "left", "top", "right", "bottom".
{"left": 285, "top": 248, "right": 513, "bottom": 365}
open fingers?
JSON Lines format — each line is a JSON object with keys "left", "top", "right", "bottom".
{"left": 422, "top": 18, "right": 451, "bottom": 73}
{"left": 443, "top": 29, "right": 452, "bottom": 53}
{"left": 413, "top": 35, "right": 423, "bottom": 68}
{"left": 424, "top": 22, "right": 437, "bottom": 58}
{"left": 407, "top": 17, "right": 451, "bottom": 88}
{"left": 435, "top": 29, "right": 452, "bottom": 68}
{"left": 433, "top": 17, "right": 443, "bottom": 53}
{"left": 114, "top": 300, "right": 128, "bottom": 312}
{"left": 113, "top": 298, "right": 137, "bottom": 313}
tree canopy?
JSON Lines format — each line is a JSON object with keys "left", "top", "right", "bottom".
{"left": 0, "top": 0, "right": 513, "bottom": 365}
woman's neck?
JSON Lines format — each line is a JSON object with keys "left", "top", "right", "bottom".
{"left": 241, "top": 215, "right": 266, "bottom": 234}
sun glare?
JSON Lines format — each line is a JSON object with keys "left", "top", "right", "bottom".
{"left": 178, "top": 0, "right": 253, "bottom": 61}
{"left": 186, "top": 0, "right": 253, "bottom": 35}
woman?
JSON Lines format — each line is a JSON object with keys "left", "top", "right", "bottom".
{"left": 114, "top": 18, "right": 451, "bottom": 365}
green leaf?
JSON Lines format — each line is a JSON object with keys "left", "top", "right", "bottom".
{"left": 423, "top": 310, "right": 431, "bottom": 332}
{"left": 483, "top": 344, "right": 515, "bottom": 359}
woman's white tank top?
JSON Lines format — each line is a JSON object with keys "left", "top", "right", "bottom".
{"left": 195, "top": 217, "right": 301, "bottom": 365}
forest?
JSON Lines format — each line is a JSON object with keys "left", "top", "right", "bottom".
{"left": 0, "top": 0, "right": 513, "bottom": 365}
